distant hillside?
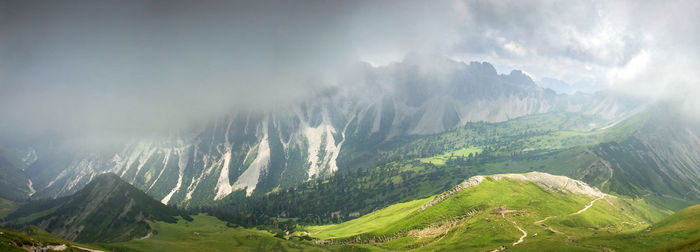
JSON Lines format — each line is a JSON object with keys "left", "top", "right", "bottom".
{"left": 645, "top": 204, "right": 700, "bottom": 251}
{"left": 303, "top": 172, "right": 672, "bottom": 251}
{"left": 591, "top": 109, "right": 700, "bottom": 207}
{"left": 15, "top": 59, "right": 636, "bottom": 207}
{"left": 0, "top": 226, "right": 103, "bottom": 252}
{"left": 4, "top": 173, "right": 188, "bottom": 243}
{"left": 581, "top": 204, "right": 700, "bottom": 251}
{"left": 0, "top": 146, "right": 32, "bottom": 201}
{"left": 98, "top": 214, "right": 331, "bottom": 252}
{"left": 210, "top": 109, "right": 699, "bottom": 227}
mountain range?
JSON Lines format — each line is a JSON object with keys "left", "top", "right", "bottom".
{"left": 3, "top": 173, "right": 187, "bottom": 243}
{"left": 0, "top": 59, "right": 698, "bottom": 251}
{"left": 5, "top": 60, "right": 638, "bottom": 207}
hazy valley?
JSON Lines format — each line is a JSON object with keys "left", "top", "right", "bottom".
{"left": 1, "top": 1, "right": 699, "bottom": 251}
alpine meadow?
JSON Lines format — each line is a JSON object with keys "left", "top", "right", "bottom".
{"left": 0, "top": 1, "right": 698, "bottom": 251}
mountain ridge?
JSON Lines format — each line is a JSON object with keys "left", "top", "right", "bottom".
{"left": 4, "top": 173, "right": 187, "bottom": 243}
{"left": 303, "top": 172, "right": 673, "bottom": 251}
{"left": 15, "top": 59, "right": 638, "bottom": 207}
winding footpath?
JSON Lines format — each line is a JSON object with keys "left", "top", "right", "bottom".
{"left": 72, "top": 245, "right": 105, "bottom": 252}
{"left": 571, "top": 196, "right": 604, "bottom": 216}
{"left": 533, "top": 216, "right": 563, "bottom": 234}
{"left": 490, "top": 218, "right": 527, "bottom": 252}
{"left": 493, "top": 195, "right": 606, "bottom": 251}
{"left": 509, "top": 220, "right": 527, "bottom": 246}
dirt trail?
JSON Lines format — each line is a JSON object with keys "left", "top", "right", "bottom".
{"left": 534, "top": 216, "right": 553, "bottom": 225}
{"left": 571, "top": 196, "right": 604, "bottom": 216}
{"left": 508, "top": 220, "right": 527, "bottom": 246}
{"left": 490, "top": 217, "right": 528, "bottom": 252}
{"left": 532, "top": 195, "right": 605, "bottom": 237}
{"left": 534, "top": 216, "right": 563, "bottom": 234}
{"left": 72, "top": 245, "right": 106, "bottom": 252}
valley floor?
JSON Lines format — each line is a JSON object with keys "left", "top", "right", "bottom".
{"left": 97, "top": 214, "right": 330, "bottom": 252}
{"left": 298, "top": 174, "right": 697, "bottom": 252}
{"left": 3, "top": 187, "right": 698, "bottom": 252}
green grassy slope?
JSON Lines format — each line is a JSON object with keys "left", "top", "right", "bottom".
{"left": 306, "top": 197, "right": 433, "bottom": 240}
{"left": 304, "top": 172, "right": 673, "bottom": 251}
{"left": 580, "top": 204, "right": 700, "bottom": 252}
{"left": 215, "top": 111, "right": 666, "bottom": 227}
{"left": 99, "top": 214, "right": 330, "bottom": 252}
{"left": 0, "top": 226, "right": 102, "bottom": 252}
{"left": 0, "top": 146, "right": 31, "bottom": 201}
{"left": 591, "top": 113, "right": 700, "bottom": 206}
{"left": 0, "top": 197, "right": 20, "bottom": 219}
{"left": 29, "top": 186, "right": 693, "bottom": 252}
{"left": 417, "top": 147, "right": 482, "bottom": 166}
{"left": 4, "top": 173, "right": 187, "bottom": 243}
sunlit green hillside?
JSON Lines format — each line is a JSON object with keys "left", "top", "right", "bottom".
{"left": 99, "top": 214, "right": 329, "bottom": 252}
{"left": 303, "top": 172, "right": 681, "bottom": 251}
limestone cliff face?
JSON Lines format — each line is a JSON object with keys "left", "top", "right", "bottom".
{"left": 20, "top": 60, "right": 634, "bottom": 207}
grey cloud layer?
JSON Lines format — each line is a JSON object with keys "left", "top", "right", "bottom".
{"left": 0, "top": 0, "right": 461, "bottom": 138}
{"left": 1, "top": 0, "right": 698, "bottom": 139}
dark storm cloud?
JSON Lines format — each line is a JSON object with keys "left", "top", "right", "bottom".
{"left": 1, "top": 0, "right": 699, "bottom": 140}
{"left": 0, "top": 0, "right": 465, "bottom": 139}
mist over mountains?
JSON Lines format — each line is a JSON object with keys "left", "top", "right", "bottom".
{"left": 4, "top": 57, "right": 656, "bottom": 207}
{"left": 2, "top": 0, "right": 700, "bottom": 142}
{"left": 0, "top": 1, "right": 699, "bottom": 251}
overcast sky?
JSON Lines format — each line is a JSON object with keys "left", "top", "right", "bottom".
{"left": 1, "top": 0, "right": 699, "bottom": 139}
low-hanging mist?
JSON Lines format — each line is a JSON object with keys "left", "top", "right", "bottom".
{"left": 1, "top": 0, "right": 699, "bottom": 143}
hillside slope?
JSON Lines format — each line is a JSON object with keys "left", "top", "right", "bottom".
{"left": 15, "top": 60, "right": 636, "bottom": 207}
{"left": 210, "top": 110, "right": 686, "bottom": 227}
{"left": 591, "top": 111, "right": 700, "bottom": 207}
{"left": 0, "top": 146, "right": 33, "bottom": 201}
{"left": 304, "top": 172, "right": 672, "bottom": 251}
{"left": 4, "top": 173, "right": 187, "bottom": 243}
{"left": 99, "top": 214, "right": 330, "bottom": 252}
{"left": 581, "top": 204, "right": 700, "bottom": 251}
{"left": 0, "top": 226, "right": 103, "bottom": 252}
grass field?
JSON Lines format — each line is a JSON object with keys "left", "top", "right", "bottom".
{"left": 0, "top": 197, "right": 19, "bottom": 218}
{"left": 99, "top": 214, "right": 329, "bottom": 252}
{"left": 3, "top": 199, "right": 689, "bottom": 252}
{"left": 304, "top": 173, "right": 679, "bottom": 251}
{"left": 418, "top": 147, "right": 481, "bottom": 166}
{"left": 305, "top": 197, "right": 433, "bottom": 240}
{"left": 0, "top": 226, "right": 102, "bottom": 252}
{"left": 579, "top": 204, "right": 700, "bottom": 252}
